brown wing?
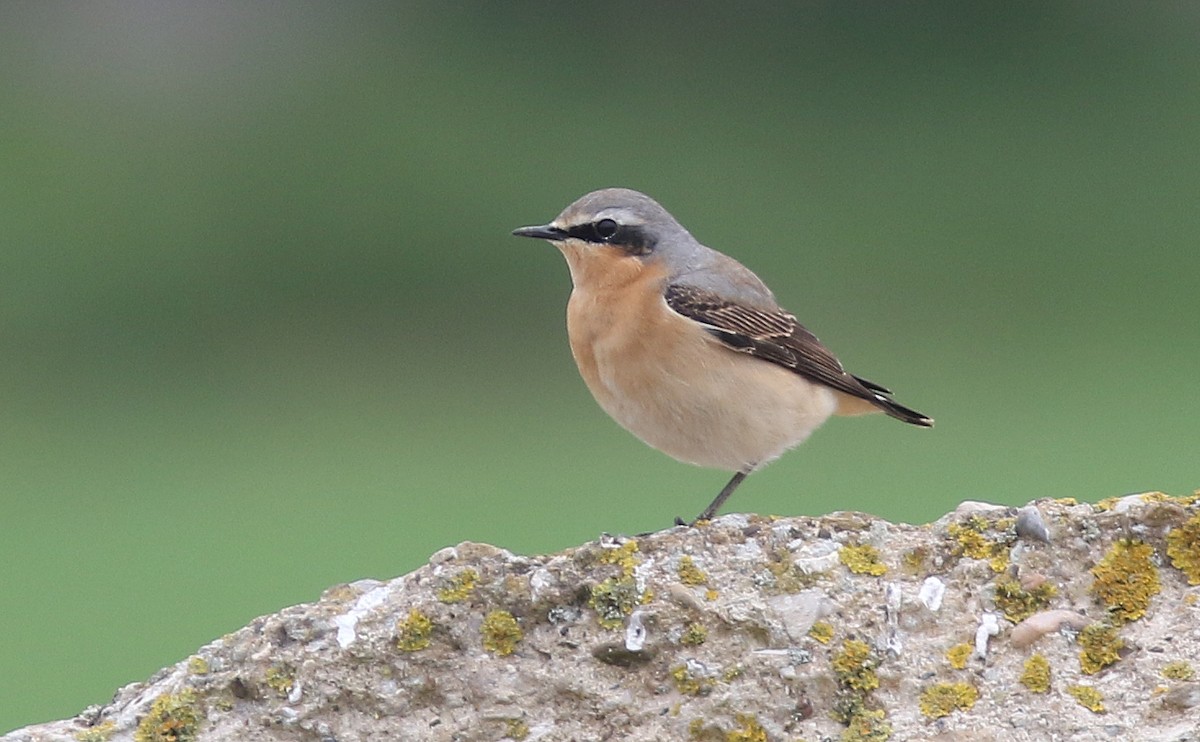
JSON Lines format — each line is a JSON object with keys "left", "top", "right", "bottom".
{"left": 664, "top": 283, "right": 932, "bottom": 426}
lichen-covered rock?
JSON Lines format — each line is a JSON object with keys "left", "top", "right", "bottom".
{"left": 5, "top": 493, "right": 1200, "bottom": 742}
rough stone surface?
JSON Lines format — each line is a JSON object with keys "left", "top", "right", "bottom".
{"left": 6, "top": 494, "right": 1200, "bottom": 742}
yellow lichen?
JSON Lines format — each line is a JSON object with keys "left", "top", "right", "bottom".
{"left": 589, "top": 576, "right": 641, "bottom": 629}
{"left": 436, "top": 568, "right": 479, "bottom": 603}
{"left": 839, "top": 544, "right": 887, "bottom": 576}
{"left": 948, "top": 519, "right": 992, "bottom": 560}
{"left": 678, "top": 555, "right": 708, "bottom": 586}
{"left": 1162, "top": 660, "right": 1195, "bottom": 681}
{"left": 947, "top": 516, "right": 1012, "bottom": 572}
{"left": 1091, "top": 539, "right": 1160, "bottom": 623}
{"left": 1078, "top": 622, "right": 1123, "bottom": 674}
{"left": 993, "top": 575, "right": 1058, "bottom": 623}
{"left": 186, "top": 656, "right": 209, "bottom": 675}
{"left": 1020, "top": 654, "right": 1052, "bottom": 693}
{"left": 134, "top": 690, "right": 204, "bottom": 742}
{"left": 705, "top": 588, "right": 719, "bottom": 601}
{"left": 395, "top": 608, "right": 434, "bottom": 652}
{"left": 681, "top": 622, "right": 708, "bottom": 646}
{"left": 725, "top": 714, "right": 767, "bottom": 742}
{"left": 74, "top": 721, "right": 116, "bottom": 742}
{"left": 481, "top": 610, "right": 523, "bottom": 656}
{"left": 809, "top": 621, "right": 835, "bottom": 645}
{"left": 671, "top": 665, "right": 715, "bottom": 696}
{"left": 1095, "top": 497, "right": 1121, "bottom": 512}
{"left": 721, "top": 666, "right": 743, "bottom": 683}
{"left": 833, "top": 640, "right": 879, "bottom": 693}
{"left": 1066, "top": 684, "right": 1105, "bottom": 713}
{"left": 1166, "top": 512, "right": 1200, "bottom": 585}
{"left": 919, "top": 682, "right": 978, "bottom": 719}
{"left": 600, "top": 539, "right": 640, "bottom": 578}
{"left": 503, "top": 718, "right": 529, "bottom": 740}
{"left": 900, "top": 546, "right": 928, "bottom": 573}
{"left": 840, "top": 708, "right": 892, "bottom": 742}
{"left": 945, "top": 643, "right": 973, "bottom": 670}
{"left": 264, "top": 664, "right": 294, "bottom": 696}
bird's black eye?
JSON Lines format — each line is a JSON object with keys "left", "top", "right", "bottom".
{"left": 594, "top": 218, "right": 618, "bottom": 240}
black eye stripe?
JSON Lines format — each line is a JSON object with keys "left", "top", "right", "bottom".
{"left": 566, "top": 221, "right": 656, "bottom": 255}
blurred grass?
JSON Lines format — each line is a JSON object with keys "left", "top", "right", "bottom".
{"left": 2, "top": 1, "right": 1198, "bottom": 732}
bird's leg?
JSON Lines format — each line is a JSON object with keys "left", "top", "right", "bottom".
{"left": 690, "top": 470, "right": 750, "bottom": 524}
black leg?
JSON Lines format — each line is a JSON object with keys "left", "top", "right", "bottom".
{"left": 691, "top": 471, "right": 749, "bottom": 524}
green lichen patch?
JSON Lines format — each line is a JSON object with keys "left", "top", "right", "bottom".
{"left": 134, "top": 689, "right": 204, "bottom": 742}
{"left": 186, "top": 656, "right": 209, "bottom": 676}
{"left": 840, "top": 544, "right": 887, "bottom": 576}
{"left": 833, "top": 639, "right": 880, "bottom": 693}
{"left": 993, "top": 575, "right": 1058, "bottom": 623}
{"left": 919, "top": 682, "right": 978, "bottom": 719}
{"left": 1161, "top": 660, "right": 1194, "bottom": 681}
{"left": 481, "top": 610, "right": 523, "bottom": 656}
{"left": 264, "top": 663, "right": 294, "bottom": 696}
{"left": 1078, "top": 622, "right": 1124, "bottom": 675}
{"left": 436, "top": 568, "right": 479, "bottom": 603}
{"left": 1066, "top": 684, "right": 1105, "bottom": 713}
{"left": 671, "top": 664, "right": 716, "bottom": 696}
{"left": 1020, "top": 654, "right": 1052, "bottom": 693}
{"left": 502, "top": 718, "right": 529, "bottom": 740}
{"left": 396, "top": 608, "right": 434, "bottom": 652}
{"left": 808, "top": 620, "right": 835, "bottom": 645}
{"left": 589, "top": 576, "right": 641, "bottom": 629}
{"left": 724, "top": 713, "right": 767, "bottom": 742}
{"left": 1090, "top": 539, "right": 1160, "bottom": 623}
{"left": 830, "top": 637, "right": 889, "bottom": 740}
{"left": 900, "top": 546, "right": 929, "bottom": 574}
{"left": 945, "top": 643, "right": 973, "bottom": 670}
{"left": 74, "top": 721, "right": 116, "bottom": 742}
{"left": 678, "top": 555, "right": 708, "bottom": 586}
{"left": 764, "top": 549, "right": 819, "bottom": 593}
{"left": 1166, "top": 512, "right": 1200, "bottom": 585}
{"left": 840, "top": 708, "right": 892, "bottom": 742}
{"left": 681, "top": 622, "right": 708, "bottom": 646}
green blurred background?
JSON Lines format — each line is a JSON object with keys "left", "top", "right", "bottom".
{"left": 2, "top": 1, "right": 1197, "bottom": 731}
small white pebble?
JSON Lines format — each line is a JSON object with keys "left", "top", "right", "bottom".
{"left": 333, "top": 613, "right": 358, "bottom": 649}
{"left": 975, "top": 612, "right": 1000, "bottom": 657}
{"left": 529, "top": 568, "right": 555, "bottom": 603}
{"left": 790, "top": 539, "right": 841, "bottom": 574}
{"left": 918, "top": 577, "right": 946, "bottom": 612}
{"left": 624, "top": 610, "right": 647, "bottom": 652}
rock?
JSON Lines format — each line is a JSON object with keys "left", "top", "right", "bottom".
{"left": 5, "top": 493, "right": 1200, "bottom": 742}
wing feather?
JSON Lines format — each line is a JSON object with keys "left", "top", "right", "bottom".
{"left": 664, "top": 283, "right": 932, "bottom": 427}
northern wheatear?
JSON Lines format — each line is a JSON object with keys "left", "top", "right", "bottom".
{"left": 513, "top": 188, "right": 932, "bottom": 524}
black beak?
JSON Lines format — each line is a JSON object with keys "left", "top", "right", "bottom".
{"left": 512, "top": 224, "right": 567, "bottom": 241}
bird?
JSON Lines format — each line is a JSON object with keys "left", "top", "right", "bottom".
{"left": 512, "top": 188, "right": 932, "bottom": 524}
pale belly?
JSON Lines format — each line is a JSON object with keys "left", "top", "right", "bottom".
{"left": 568, "top": 295, "right": 838, "bottom": 472}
